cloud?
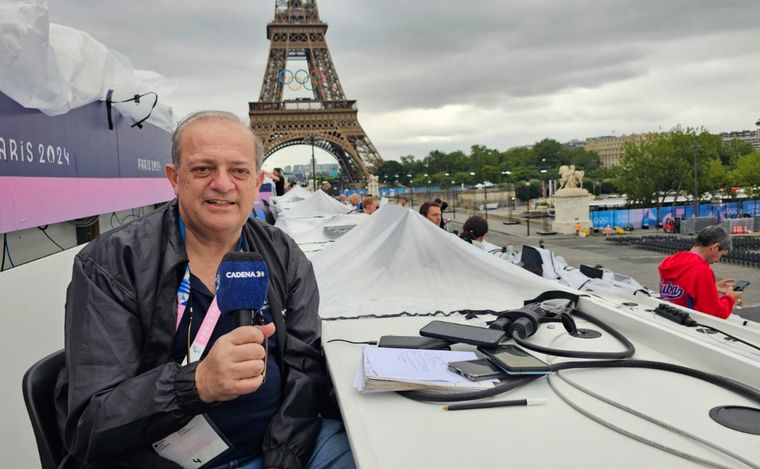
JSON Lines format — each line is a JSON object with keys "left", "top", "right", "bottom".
{"left": 46, "top": 0, "right": 760, "bottom": 161}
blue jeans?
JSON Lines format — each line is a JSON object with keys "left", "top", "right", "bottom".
{"left": 213, "top": 419, "right": 355, "bottom": 469}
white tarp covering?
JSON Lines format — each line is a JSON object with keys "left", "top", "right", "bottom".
{"left": 0, "top": 0, "right": 176, "bottom": 131}
{"left": 278, "top": 190, "right": 352, "bottom": 219}
{"left": 313, "top": 205, "right": 569, "bottom": 319}
{"left": 275, "top": 213, "right": 366, "bottom": 246}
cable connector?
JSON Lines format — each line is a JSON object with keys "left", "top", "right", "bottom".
{"left": 654, "top": 304, "right": 697, "bottom": 327}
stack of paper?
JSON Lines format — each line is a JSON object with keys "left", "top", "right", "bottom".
{"left": 354, "top": 346, "right": 497, "bottom": 393}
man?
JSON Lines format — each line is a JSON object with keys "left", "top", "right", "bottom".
{"left": 658, "top": 225, "right": 741, "bottom": 319}
{"left": 397, "top": 195, "right": 408, "bottom": 207}
{"left": 362, "top": 196, "right": 378, "bottom": 215}
{"left": 272, "top": 167, "right": 285, "bottom": 196}
{"left": 55, "top": 111, "right": 353, "bottom": 468}
{"left": 348, "top": 193, "right": 362, "bottom": 213}
{"left": 419, "top": 201, "right": 442, "bottom": 227}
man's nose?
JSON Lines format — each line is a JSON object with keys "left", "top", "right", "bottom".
{"left": 209, "top": 169, "right": 235, "bottom": 192}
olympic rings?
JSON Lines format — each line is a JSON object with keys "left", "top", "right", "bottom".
{"left": 277, "top": 67, "right": 325, "bottom": 91}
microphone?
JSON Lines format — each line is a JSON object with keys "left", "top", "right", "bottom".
{"left": 216, "top": 252, "right": 269, "bottom": 328}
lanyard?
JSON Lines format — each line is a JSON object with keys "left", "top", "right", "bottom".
{"left": 176, "top": 218, "right": 243, "bottom": 364}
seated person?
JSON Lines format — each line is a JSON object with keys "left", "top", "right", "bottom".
{"left": 54, "top": 111, "right": 354, "bottom": 469}
{"left": 658, "top": 225, "right": 741, "bottom": 319}
{"left": 419, "top": 202, "right": 442, "bottom": 227}
{"left": 459, "top": 215, "right": 488, "bottom": 248}
{"left": 348, "top": 193, "right": 362, "bottom": 212}
{"left": 362, "top": 196, "right": 379, "bottom": 215}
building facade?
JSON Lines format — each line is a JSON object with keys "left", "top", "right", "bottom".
{"left": 583, "top": 133, "right": 653, "bottom": 168}
{"left": 719, "top": 118, "right": 760, "bottom": 151}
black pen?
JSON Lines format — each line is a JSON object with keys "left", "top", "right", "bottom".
{"left": 443, "top": 398, "right": 547, "bottom": 411}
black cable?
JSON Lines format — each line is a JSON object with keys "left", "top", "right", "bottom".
{"left": 37, "top": 226, "right": 65, "bottom": 251}
{"left": 326, "top": 339, "right": 377, "bottom": 345}
{"left": 696, "top": 323, "right": 760, "bottom": 353}
{"left": 1, "top": 233, "right": 6, "bottom": 271}
{"left": 550, "top": 359, "right": 760, "bottom": 403}
{"left": 2, "top": 233, "right": 14, "bottom": 269}
{"left": 513, "top": 310, "right": 636, "bottom": 359}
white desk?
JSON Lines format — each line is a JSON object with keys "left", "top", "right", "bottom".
{"left": 323, "top": 315, "right": 760, "bottom": 469}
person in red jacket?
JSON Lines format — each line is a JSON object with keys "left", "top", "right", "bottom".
{"left": 658, "top": 225, "right": 742, "bottom": 319}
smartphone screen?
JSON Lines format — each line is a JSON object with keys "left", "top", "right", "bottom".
{"left": 448, "top": 359, "right": 507, "bottom": 381}
{"left": 733, "top": 280, "right": 750, "bottom": 291}
{"left": 478, "top": 345, "right": 550, "bottom": 375}
{"left": 419, "top": 320, "right": 505, "bottom": 347}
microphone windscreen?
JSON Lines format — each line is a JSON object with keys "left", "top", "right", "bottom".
{"left": 216, "top": 251, "right": 269, "bottom": 315}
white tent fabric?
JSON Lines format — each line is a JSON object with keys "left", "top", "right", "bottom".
{"left": 279, "top": 190, "right": 352, "bottom": 219}
{"left": 312, "top": 205, "right": 569, "bottom": 319}
{"left": 0, "top": 1, "right": 176, "bottom": 131}
{"left": 274, "top": 185, "right": 310, "bottom": 204}
{"left": 275, "top": 213, "right": 366, "bottom": 245}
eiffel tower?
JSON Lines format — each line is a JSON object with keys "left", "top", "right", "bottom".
{"left": 249, "top": 0, "right": 382, "bottom": 182}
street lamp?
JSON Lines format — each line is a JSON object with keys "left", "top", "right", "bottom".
{"left": 407, "top": 173, "right": 414, "bottom": 207}
{"left": 309, "top": 136, "right": 317, "bottom": 191}
{"left": 692, "top": 145, "right": 699, "bottom": 218}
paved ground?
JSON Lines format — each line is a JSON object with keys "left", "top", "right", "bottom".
{"left": 446, "top": 206, "right": 760, "bottom": 314}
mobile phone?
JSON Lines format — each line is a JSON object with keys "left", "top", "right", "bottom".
{"left": 377, "top": 335, "right": 450, "bottom": 350}
{"left": 419, "top": 320, "right": 505, "bottom": 348}
{"left": 478, "top": 344, "right": 550, "bottom": 375}
{"left": 448, "top": 359, "right": 507, "bottom": 381}
{"left": 733, "top": 280, "right": 750, "bottom": 292}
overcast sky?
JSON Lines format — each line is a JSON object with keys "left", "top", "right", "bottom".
{"left": 49, "top": 0, "right": 760, "bottom": 168}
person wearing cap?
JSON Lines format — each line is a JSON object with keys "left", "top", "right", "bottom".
{"left": 658, "top": 225, "right": 742, "bottom": 319}
{"left": 398, "top": 195, "right": 409, "bottom": 207}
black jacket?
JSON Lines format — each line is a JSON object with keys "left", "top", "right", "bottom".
{"left": 55, "top": 200, "right": 329, "bottom": 469}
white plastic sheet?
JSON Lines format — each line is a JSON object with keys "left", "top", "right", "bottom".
{"left": 312, "top": 205, "right": 568, "bottom": 319}
{"left": 278, "top": 190, "right": 352, "bottom": 219}
{"left": 0, "top": 0, "right": 176, "bottom": 131}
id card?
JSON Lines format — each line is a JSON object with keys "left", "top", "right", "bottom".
{"left": 152, "top": 414, "right": 229, "bottom": 468}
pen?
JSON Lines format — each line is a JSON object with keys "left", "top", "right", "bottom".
{"left": 443, "top": 398, "right": 547, "bottom": 411}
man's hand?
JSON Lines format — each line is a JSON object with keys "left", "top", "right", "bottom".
{"left": 724, "top": 288, "right": 743, "bottom": 305}
{"left": 716, "top": 278, "right": 735, "bottom": 295}
{"left": 195, "top": 323, "right": 276, "bottom": 403}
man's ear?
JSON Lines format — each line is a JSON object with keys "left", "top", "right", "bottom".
{"left": 254, "top": 169, "right": 265, "bottom": 189}
{"left": 165, "top": 164, "right": 179, "bottom": 196}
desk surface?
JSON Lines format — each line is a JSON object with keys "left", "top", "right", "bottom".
{"left": 323, "top": 315, "right": 760, "bottom": 469}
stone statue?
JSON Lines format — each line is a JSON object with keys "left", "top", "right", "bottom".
{"left": 368, "top": 174, "right": 380, "bottom": 197}
{"left": 559, "top": 165, "right": 584, "bottom": 190}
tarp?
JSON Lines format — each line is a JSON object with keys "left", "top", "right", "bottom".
{"left": 312, "top": 205, "right": 567, "bottom": 319}
{"left": 275, "top": 213, "right": 366, "bottom": 245}
{"left": 278, "top": 190, "right": 352, "bottom": 219}
{"left": 0, "top": 0, "right": 176, "bottom": 131}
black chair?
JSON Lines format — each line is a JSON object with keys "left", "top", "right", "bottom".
{"left": 22, "top": 349, "right": 66, "bottom": 469}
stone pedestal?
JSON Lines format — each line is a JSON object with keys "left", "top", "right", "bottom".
{"left": 552, "top": 188, "right": 592, "bottom": 234}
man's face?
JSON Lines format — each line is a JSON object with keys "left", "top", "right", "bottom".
{"left": 426, "top": 206, "right": 442, "bottom": 225}
{"left": 165, "top": 118, "right": 263, "bottom": 242}
{"left": 363, "top": 202, "right": 378, "bottom": 215}
{"left": 349, "top": 194, "right": 360, "bottom": 206}
{"left": 399, "top": 198, "right": 407, "bottom": 207}
{"left": 705, "top": 243, "right": 729, "bottom": 264}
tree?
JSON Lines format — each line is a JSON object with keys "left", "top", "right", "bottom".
{"left": 732, "top": 152, "right": 760, "bottom": 196}
{"left": 568, "top": 147, "right": 600, "bottom": 171}
{"left": 374, "top": 160, "right": 403, "bottom": 184}
{"left": 617, "top": 127, "right": 724, "bottom": 219}
{"left": 533, "top": 138, "right": 566, "bottom": 168}
{"left": 718, "top": 138, "right": 754, "bottom": 166}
